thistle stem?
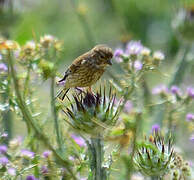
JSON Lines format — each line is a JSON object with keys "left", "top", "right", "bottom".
{"left": 7, "top": 51, "right": 76, "bottom": 180}
{"left": 23, "top": 67, "right": 31, "bottom": 100}
{"left": 50, "top": 75, "right": 63, "bottom": 151}
{"left": 151, "top": 176, "right": 160, "bottom": 180}
{"left": 88, "top": 134, "right": 106, "bottom": 180}
{"left": 2, "top": 65, "right": 12, "bottom": 142}
{"left": 71, "top": 0, "right": 95, "bottom": 46}
{"left": 169, "top": 43, "right": 191, "bottom": 86}
{"left": 126, "top": 113, "right": 141, "bottom": 180}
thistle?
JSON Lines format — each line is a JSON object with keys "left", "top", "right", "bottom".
{"left": 63, "top": 87, "right": 119, "bottom": 179}
{"left": 63, "top": 87, "right": 119, "bottom": 135}
{"left": 134, "top": 131, "right": 174, "bottom": 178}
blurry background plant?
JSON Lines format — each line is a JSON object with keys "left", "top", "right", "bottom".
{"left": 0, "top": 0, "right": 194, "bottom": 179}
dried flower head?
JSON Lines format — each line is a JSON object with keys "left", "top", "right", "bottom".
{"left": 0, "top": 40, "right": 20, "bottom": 50}
{"left": 134, "top": 131, "right": 174, "bottom": 177}
{"left": 40, "top": 35, "right": 55, "bottom": 48}
{"left": 22, "top": 41, "right": 36, "bottom": 56}
{"left": 169, "top": 153, "right": 191, "bottom": 179}
{"left": 63, "top": 88, "right": 119, "bottom": 135}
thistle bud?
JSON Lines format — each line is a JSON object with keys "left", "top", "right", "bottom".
{"left": 134, "top": 131, "right": 174, "bottom": 177}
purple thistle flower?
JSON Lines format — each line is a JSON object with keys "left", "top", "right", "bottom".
{"left": 0, "top": 145, "right": 7, "bottom": 154}
{"left": 186, "top": 113, "right": 194, "bottom": 122}
{"left": 26, "top": 175, "right": 38, "bottom": 180}
{"left": 124, "top": 100, "right": 133, "bottom": 113}
{"left": 71, "top": 134, "right": 86, "bottom": 147}
{"left": 152, "top": 124, "right": 160, "bottom": 133}
{"left": 8, "top": 168, "right": 16, "bottom": 176}
{"left": 187, "top": 87, "right": 194, "bottom": 99}
{"left": 152, "top": 84, "right": 169, "bottom": 95}
{"left": 126, "top": 41, "right": 143, "bottom": 55}
{"left": 42, "top": 150, "right": 51, "bottom": 158}
{"left": 170, "top": 85, "right": 180, "bottom": 95}
{"left": 41, "top": 165, "right": 48, "bottom": 174}
{"left": 0, "top": 156, "right": 9, "bottom": 166}
{"left": 21, "top": 149, "right": 35, "bottom": 159}
{"left": 114, "top": 48, "right": 123, "bottom": 63}
{"left": 134, "top": 60, "right": 143, "bottom": 71}
{"left": 1, "top": 132, "right": 8, "bottom": 138}
{"left": 190, "top": 134, "right": 194, "bottom": 142}
{"left": 0, "top": 63, "right": 8, "bottom": 72}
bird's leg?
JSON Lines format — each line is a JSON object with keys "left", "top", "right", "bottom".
{"left": 88, "top": 86, "right": 93, "bottom": 94}
{"left": 75, "top": 87, "right": 85, "bottom": 95}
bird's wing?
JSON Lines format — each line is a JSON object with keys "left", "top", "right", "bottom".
{"left": 58, "top": 51, "right": 92, "bottom": 83}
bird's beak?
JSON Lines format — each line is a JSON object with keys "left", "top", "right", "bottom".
{"left": 107, "top": 59, "right": 112, "bottom": 65}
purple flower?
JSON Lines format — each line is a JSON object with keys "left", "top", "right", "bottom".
{"left": 187, "top": 87, "right": 194, "bottom": 99}
{"left": 186, "top": 113, "right": 194, "bottom": 122}
{"left": 8, "top": 168, "right": 16, "bottom": 176}
{"left": 41, "top": 165, "right": 48, "bottom": 174}
{"left": 0, "top": 63, "right": 8, "bottom": 72}
{"left": 152, "top": 124, "right": 160, "bottom": 133}
{"left": 0, "top": 54, "right": 2, "bottom": 60}
{"left": 152, "top": 84, "right": 169, "bottom": 95}
{"left": 69, "top": 156, "right": 75, "bottom": 161}
{"left": 124, "top": 100, "right": 133, "bottom": 113}
{"left": 126, "top": 41, "right": 143, "bottom": 55}
{"left": 0, "top": 145, "right": 7, "bottom": 154}
{"left": 134, "top": 60, "right": 143, "bottom": 71}
{"left": 42, "top": 150, "right": 51, "bottom": 158}
{"left": 21, "top": 149, "right": 35, "bottom": 159}
{"left": 114, "top": 48, "right": 123, "bottom": 63}
{"left": 71, "top": 134, "right": 86, "bottom": 147}
{"left": 190, "top": 134, "right": 194, "bottom": 142}
{"left": 26, "top": 175, "right": 38, "bottom": 180}
{"left": 171, "top": 85, "right": 180, "bottom": 95}
{"left": 1, "top": 132, "right": 8, "bottom": 138}
{"left": 0, "top": 156, "right": 9, "bottom": 166}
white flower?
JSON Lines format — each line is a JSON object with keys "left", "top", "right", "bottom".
{"left": 153, "top": 51, "right": 165, "bottom": 60}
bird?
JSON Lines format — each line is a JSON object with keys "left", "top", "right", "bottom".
{"left": 57, "top": 44, "right": 113, "bottom": 100}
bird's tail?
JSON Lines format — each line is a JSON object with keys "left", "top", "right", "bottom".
{"left": 56, "top": 89, "right": 70, "bottom": 101}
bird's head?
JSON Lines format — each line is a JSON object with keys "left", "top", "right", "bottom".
{"left": 92, "top": 44, "right": 113, "bottom": 66}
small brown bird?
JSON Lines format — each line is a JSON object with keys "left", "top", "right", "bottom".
{"left": 57, "top": 44, "right": 113, "bottom": 100}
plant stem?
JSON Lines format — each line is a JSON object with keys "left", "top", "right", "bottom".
{"left": 7, "top": 51, "right": 76, "bottom": 180}
{"left": 23, "top": 67, "right": 31, "bottom": 100}
{"left": 50, "top": 75, "right": 63, "bottom": 151}
{"left": 88, "top": 134, "right": 106, "bottom": 180}
{"left": 151, "top": 176, "right": 160, "bottom": 180}
{"left": 169, "top": 43, "right": 191, "bottom": 86}
{"left": 126, "top": 113, "right": 141, "bottom": 180}
{"left": 2, "top": 67, "right": 12, "bottom": 142}
{"left": 71, "top": 0, "right": 95, "bottom": 47}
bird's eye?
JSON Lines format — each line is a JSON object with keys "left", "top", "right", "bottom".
{"left": 99, "top": 53, "right": 105, "bottom": 59}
